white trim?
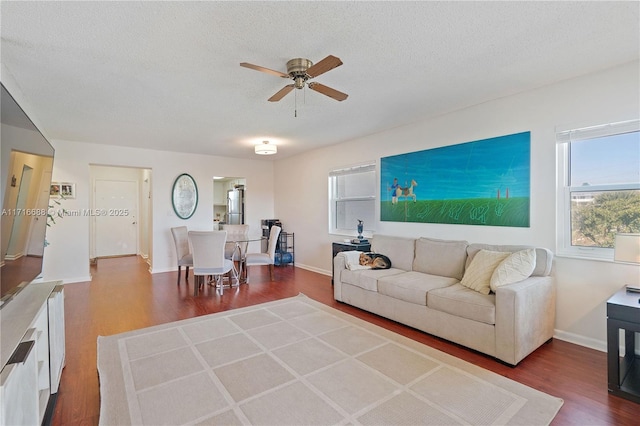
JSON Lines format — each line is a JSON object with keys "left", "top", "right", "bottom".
{"left": 556, "top": 118, "right": 640, "bottom": 143}
{"left": 569, "top": 183, "right": 640, "bottom": 193}
{"left": 554, "top": 329, "right": 606, "bottom": 352}
{"left": 293, "top": 263, "right": 330, "bottom": 276}
{"left": 151, "top": 266, "right": 180, "bottom": 274}
{"left": 328, "top": 162, "right": 375, "bottom": 177}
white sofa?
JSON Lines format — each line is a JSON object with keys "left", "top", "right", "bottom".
{"left": 333, "top": 235, "right": 555, "bottom": 365}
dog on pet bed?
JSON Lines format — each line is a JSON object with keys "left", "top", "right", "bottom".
{"left": 359, "top": 252, "right": 392, "bottom": 269}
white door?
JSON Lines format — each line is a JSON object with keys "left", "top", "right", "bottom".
{"left": 6, "top": 166, "right": 33, "bottom": 258}
{"left": 27, "top": 170, "right": 52, "bottom": 256}
{"left": 94, "top": 180, "right": 138, "bottom": 257}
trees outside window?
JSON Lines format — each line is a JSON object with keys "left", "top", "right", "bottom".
{"left": 572, "top": 190, "right": 640, "bottom": 248}
{"left": 557, "top": 120, "right": 639, "bottom": 259}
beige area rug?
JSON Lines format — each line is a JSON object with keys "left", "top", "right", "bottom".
{"left": 97, "top": 294, "right": 563, "bottom": 425}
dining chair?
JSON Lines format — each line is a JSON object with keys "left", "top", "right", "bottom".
{"left": 220, "top": 224, "right": 249, "bottom": 261}
{"left": 170, "top": 226, "right": 193, "bottom": 285}
{"left": 188, "top": 230, "right": 238, "bottom": 296}
{"left": 244, "top": 225, "right": 281, "bottom": 282}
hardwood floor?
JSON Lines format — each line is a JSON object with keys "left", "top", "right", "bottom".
{"left": 52, "top": 256, "right": 637, "bottom": 425}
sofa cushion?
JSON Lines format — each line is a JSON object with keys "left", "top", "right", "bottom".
{"left": 371, "top": 235, "right": 416, "bottom": 271}
{"left": 460, "top": 250, "right": 510, "bottom": 295}
{"left": 427, "top": 283, "right": 496, "bottom": 325}
{"left": 377, "top": 272, "right": 458, "bottom": 306}
{"left": 341, "top": 268, "right": 405, "bottom": 292}
{"left": 490, "top": 248, "right": 537, "bottom": 292}
{"left": 466, "top": 243, "right": 553, "bottom": 277}
{"left": 413, "top": 237, "right": 469, "bottom": 280}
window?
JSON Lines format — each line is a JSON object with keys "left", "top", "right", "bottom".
{"left": 329, "top": 162, "right": 376, "bottom": 235}
{"left": 557, "top": 119, "right": 640, "bottom": 259}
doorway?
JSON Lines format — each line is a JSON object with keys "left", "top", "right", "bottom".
{"left": 213, "top": 177, "right": 246, "bottom": 228}
{"left": 5, "top": 165, "right": 33, "bottom": 259}
{"left": 26, "top": 170, "right": 52, "bottom": 256}
{"left": 89, "top": 165, "right": 152, "bottom": 267}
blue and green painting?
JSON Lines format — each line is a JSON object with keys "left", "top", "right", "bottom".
{"left": 380, "top": 131, "right": 530, "bottom": 227}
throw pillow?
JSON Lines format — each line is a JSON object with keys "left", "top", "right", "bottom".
{"left": 460, "top": 250, "right": 510, "bottom": 295}
{"left": 490, "top": 248, "right": 537, "bottom": 292}
{"left": 414, "top": 237, "right": 469, "bottom": 280}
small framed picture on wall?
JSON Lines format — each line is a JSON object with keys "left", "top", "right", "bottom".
{"left": 50, "top": 183, "right": 60, "bottom": 197}
{"left": 51, "top": 182, "right": 75, "bottom": 198}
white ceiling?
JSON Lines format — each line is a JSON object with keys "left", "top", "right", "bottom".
{"left": 1, "top": 1, "right": 638, "bottom": 160}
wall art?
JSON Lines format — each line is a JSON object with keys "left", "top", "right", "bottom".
{"left": 50, "top": 182, "right": 75, "bottom": 199}
{"left": 380, "top": 131, "right": 530, "bottom": 227}
{"left": 172, "top": 173, "right": 198, "bottom": 219}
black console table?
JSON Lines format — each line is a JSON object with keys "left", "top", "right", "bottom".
{"left": 607, "top": 287, "right": 640, "bottom": 404}
{"left": 332, "top": 241, "right": 371, "bottom": 284}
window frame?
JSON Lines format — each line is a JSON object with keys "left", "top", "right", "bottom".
{"left": 328, "top": 162, "right": 377, "bottom": 237}
{"left": 556, "top": 119, "right": 640, "bottom": 260}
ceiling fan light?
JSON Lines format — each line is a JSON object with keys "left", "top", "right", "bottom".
{"left": 294, "top": 76, "right": 306, "bottom": 89}
{"left": 255, "top": 141, "right": 277, "bottom": 155}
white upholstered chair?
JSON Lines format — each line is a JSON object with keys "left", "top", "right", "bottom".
{"left": 244, "top": 225, "right": 281, "bottom": 282}
{"left": 170, "top": 226, "right": 193, "bottom": 285}
{"left": 188, "top": 230, "right": 238, "bottom": 296}
{"left": 220, "top": 224, "right": 249, "bottom": 261}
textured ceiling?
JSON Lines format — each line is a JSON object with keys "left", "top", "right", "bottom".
{"left": 1, "top": 1, "right": 638, "bottom": 160}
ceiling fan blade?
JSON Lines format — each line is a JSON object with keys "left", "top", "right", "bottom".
{"left": 268, "top": 84, "right": 295, "bottom": 102}
{"left": 308, "top": 82, "right": 348, "bottom": 101}
{"left": 240, "top": 62, "right": 289, "bottom": 78}
{"left": 305, "top": 55, "right": 343, "bottom": 78}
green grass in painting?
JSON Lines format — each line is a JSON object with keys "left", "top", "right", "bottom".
{"left": 380, "top": 198, "right": 530, "bottom": 227}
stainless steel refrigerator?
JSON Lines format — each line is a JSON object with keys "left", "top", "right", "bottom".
{"left": 227, "top": 188, "right": 245, "bottom": 224}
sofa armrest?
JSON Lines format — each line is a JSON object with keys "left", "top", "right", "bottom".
{"left": 494, "top": 276, "right": 556, "bottom": 365}
{"left": 333, "top": 253, "right": 348, "bottom": 301}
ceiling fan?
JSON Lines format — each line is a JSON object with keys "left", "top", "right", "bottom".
{"left": 240, "top": 55, "right": 348, "bottom": 102}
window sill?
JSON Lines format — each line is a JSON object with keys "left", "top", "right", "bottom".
{"left": 555, "top": 252, "right": 615, "bottom": 263}
{"left": 329, "top": 231, "right": 374, "bottom": 239}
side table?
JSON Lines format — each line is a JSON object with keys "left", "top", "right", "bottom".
{"left": 607, "top": 287, "right": 640, "bottom": 404}
{"left": 332, "top": 241, "right": 371, "bottom": 285}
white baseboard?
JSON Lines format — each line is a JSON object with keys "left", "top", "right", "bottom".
{"left": 3, "top": 252, "right": 24, "bottom": 261}
{"left": 553, "top": 329, "right": 606, "bottom": 352}
{"left": 150, "top": 266, "right": 178, "bottom": 274}
{"left": 292, "top": 263, "right": 331, "bottom": 276}
{"left": 151, "top": 264, "right": 331, "bottom": 277}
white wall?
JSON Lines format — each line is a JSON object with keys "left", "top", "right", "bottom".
{"left": 42, "top": 140, "right": 275, "bottom": 282}
{"left": 274, "top": 61, "right": 640, "bottom": 351}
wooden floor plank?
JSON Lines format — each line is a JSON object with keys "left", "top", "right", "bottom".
{"left": 51, "top": 256, "right": 638, "bottom": 425}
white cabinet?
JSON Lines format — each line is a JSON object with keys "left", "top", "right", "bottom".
{"left": 214, "top": 181, "right": 225, "bottom": 206}
{"left": 33, "top": 304, "right": 51, "bottom": 418}
{"left": 0, "top": 336, "right": 39, "bottom": 426}
{"left": 48, "top": 285, "right": 65, "bottom": 393}
{"left": 0, "top": 281, "right": 65, "bottom": 425}
{"left": 225, "top": 179, "right": 245, "bottom": 192}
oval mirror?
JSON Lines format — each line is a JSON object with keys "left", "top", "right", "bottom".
{"left": 172, "top": 173, "right": 198, "bottom": 219}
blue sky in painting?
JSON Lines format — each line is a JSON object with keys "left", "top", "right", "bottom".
{"left": 380, "top": 132, "right": 530, "bottom": 201}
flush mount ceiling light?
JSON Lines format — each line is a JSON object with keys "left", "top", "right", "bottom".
{"left": 255, "top": 141, "right": 277, "bottom": 155}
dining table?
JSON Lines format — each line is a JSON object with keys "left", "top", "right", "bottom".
{"left": 226, "top": 235, "right": 266, "bottom": 283}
